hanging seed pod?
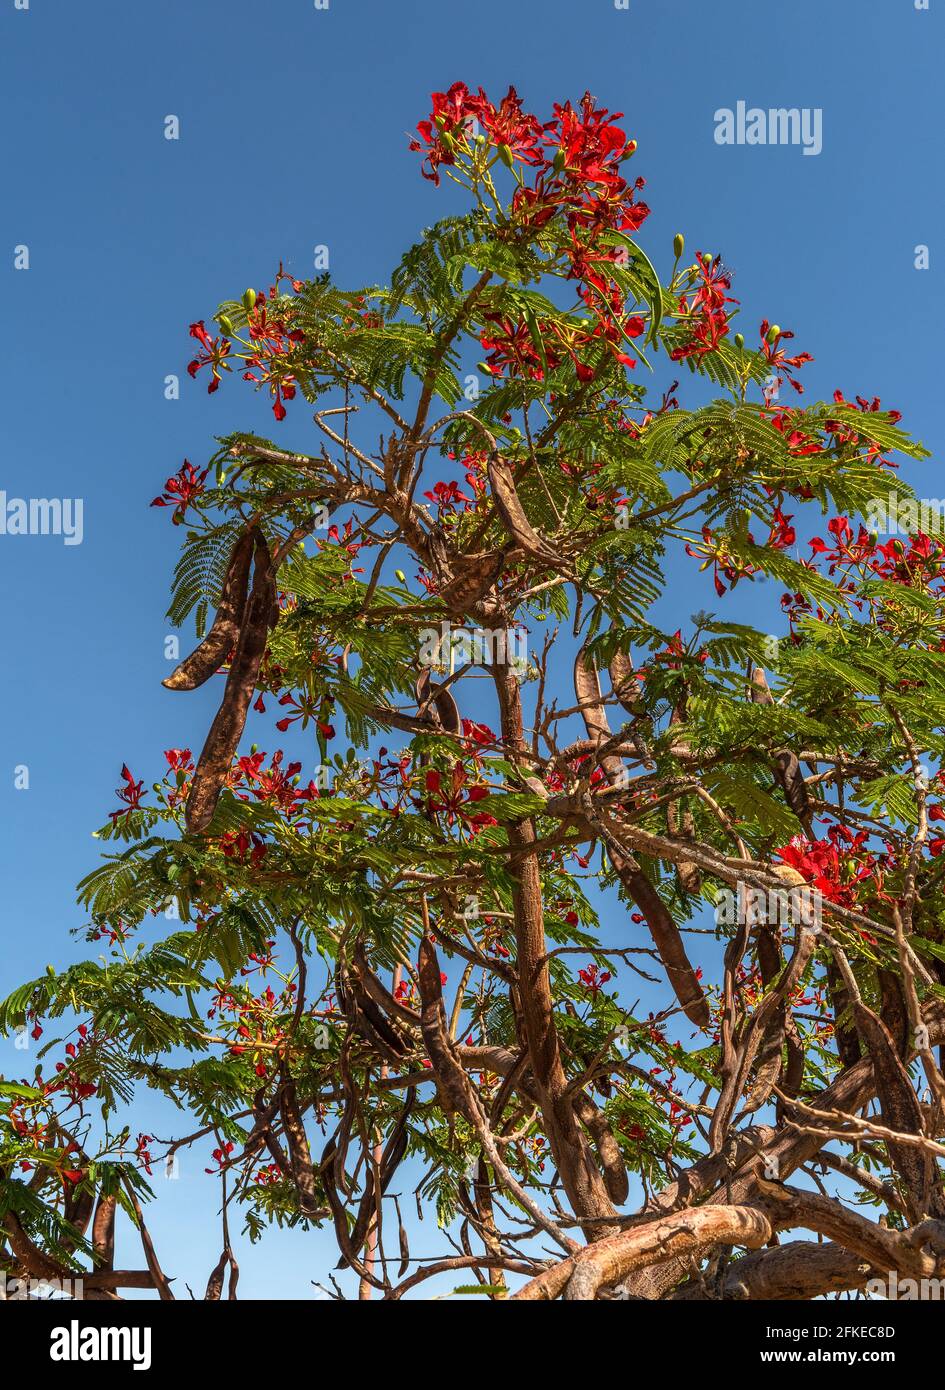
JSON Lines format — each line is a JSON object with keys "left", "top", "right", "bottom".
{"left": 395, "top": 1195, "right": 410, "bottom": 1277}
{"left": 439, "top": 548, "right": 505, "bottom": 614}
{"left": 617, "top": 861, "right": 710, "bottom": 1027}
{"left": 608, "top": 647, "right": 644, "bottom": 717}
{"left": 853, "top": 1001, "right": 945, "bottom": 1219}
{"left": 573, "top": 1092, "right": 629, "bottom": 1205}
{"left": 574, "top": 645, "right": 708, "bottom": 1026}
{"left": 91, "top": 1192, "right": 116, "bottom": 1270}
{"left": 487, "top": 452, "right": 556, "bottom": 564}
{"left": 750, "top": 667, "right": 812, "bottom": 830}
{"left": 279, "top": 1075, "right": 319, "bottom": 1217}
{"left": 163, "top": 528, "right": 257, "bottom": 691}
{"left": 417, "top": 937, "right": 474, "bottom": 1119}
{"left": 204, "top": 1249, "right": 228, "bottom": 1301}
{"left": 185, "top": 535, "right": 275, "bottom": 832}
{"left": 667, "top": 798, "right": 702, "bottom": 896}
{"left": 574, "top": 642, "right": 612, "bottom": 747}
{"left": 416, "top": 668, "right": 462, "bottom": 735}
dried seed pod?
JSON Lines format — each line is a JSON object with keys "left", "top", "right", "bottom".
{"left": 774, "top": 749, "right": 812, "bottom": 826}
{"left": 826, "top": 959, "right": 861, "bottom": 1068}
{"left": 415, "top": 668, "right": 462, "bottom": 735}
{"left": 185, "top": 535, "right": 275, "bottom": 833}
{"left": 417, "top": 936, "right": 473, "bottom": 1119}
{"left": 853, "top": 1001, "right": 945, "bottom": 1219}
{"left": 574, "top": 642, "right": 612, "bottom": 747}
{"left": 575, "top": 644, "right": 708, "bottom": 1027}
{"left": 280, "top": 1075, "right": 319, "bottom": 1217}
{"left": 395, "top": 1195, "right": 410, "bottom": 1278}
{"left": 487, "top": 452, "right": 556, "bottom": 563}
{"left": 667, "top": 798, "right": 702, "bottom": 896}
{"left": 439, "top": 548, "right": 505, "bottom": 614}
{"left": 573, "top": 1092, "right": 629, "bottom": 1205}
{"left": 204, "top": 1249, "right": 228, "bottom": 1301}
{"left": 616, "top": 861, "right": 710, "bottom": 1028}
{"left": 163, "top": 529, "right": 256, "bottom": 691}
{"left": 91, "top": 1192, "right": 116, "bottom": 1270}
{"left": 609, "top": 648, "right": 643, "bottom": 717}
{"left": 750, "top": 667, "right": 812, "bottom": 829}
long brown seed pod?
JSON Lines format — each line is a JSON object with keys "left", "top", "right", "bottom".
{"left": 163, "top": 528, "right": 257, "bottom": 691}
{"left": 91, "top": 1192, "right": 116, "bottom": 1271}
{"left": 185, "top": 534, "right": 275, "bottom": 833}
{"left": 852, "top": 1001, "right": 945, "bottom": 1220}
{"left": 575, "top": 643, "right": 709, "bottom": 1027}
{"left": 750, "top": 667, "right": 813, "bottom": 830}
{"left": 279, "top": 1074, "right": 319, "bottom": 1217}
{"left": 487, "top": 452, "right": 557, "bottom": 563}
{"left": 573, "top": 1092, "right": 630, "bottom": 1205}
{"left": 667, "top": 797, "right": 702, "bottom": 896}
{"left": 415, "top": 668, "right": 462, "bottom": 735}
{"left": 608, "top": 648, "right": 643, "bottom": 717}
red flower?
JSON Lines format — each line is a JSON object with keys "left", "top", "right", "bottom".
{"left": 579, "top": 963, "right": 612, "bottom": 995}
{"left": 187, "top": 321, "right": 232, "bottom": 394}
{"left": 151, "top": 459, "right": 209, "bottom": 523}
{"left": 110, "top": 764, "right": 145, "bottom": 820}
{"left": 422, "top": 763, "right": 496, "bottom": 832}
{"left": 423, "top": 479, "right": 472, "bottom": 513}
{"left": 760, "top": 320, "right": 814, "bottom": 398}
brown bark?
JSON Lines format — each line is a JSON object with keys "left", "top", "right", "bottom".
{"left": 492, "top": 659, "right": 619, "bottom": 1237}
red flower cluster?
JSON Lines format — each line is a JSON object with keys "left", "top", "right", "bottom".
{"left": 241, "top": 291, "right": 306, "bottom": 421}
{"left": 422, "top": 763, "right": 497, "bottom": 832}
{"left": 777, "top": 826, "right": 882, "bottom": 909}
{"left": 578, "top": 963, "right": 612, "bottom": 995}
{"left": 231, "top": 749, "right": 322, "bottom": 815}
{"left": 810, "top": 517, "right": 945, "bottom": 588}
{"left": 670, "top": 256, "right": 737, "bottom": 362}
{"left": 151, "top": 459, "right": 209, "bottom": 522}
{"left": 411, "top": 84, "right": 650, "bottom": 381}
{"left": 423, "top": 478, "right": 473, "bottom": 513}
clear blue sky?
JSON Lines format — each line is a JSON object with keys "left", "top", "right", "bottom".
{"left": 0, "top": 0, "right": 940, "bottom": 1298}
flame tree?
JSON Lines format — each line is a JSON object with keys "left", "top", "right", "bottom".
{"left": 3, "top": 83, "right": 945, "bottom": 1303}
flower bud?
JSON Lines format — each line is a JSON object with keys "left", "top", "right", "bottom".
{"left": 497, "top": 143, "right": 514, "bottom": 168}
{"left": 767, "top": 324, "right": 781, "bottom": 344}
{"left": 734, "top": 332, "right": 745, "bottom": 350}
{"left": 243, "top": 288, "right": 257, "bottom": 312}
{"left": 702, "top": 252, "right": 714, "bottom": 269}
{"left": 673, "top": 233, "right": 685, "bottom": 260}
{"left": 394, "top": 569, "right": 407, "bottom": 584}
{"left": 218, "top": 315, "right": 234, "bottom": 336}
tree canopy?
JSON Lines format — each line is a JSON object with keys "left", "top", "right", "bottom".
{"left": 3, "top": 81, "right": 945, "bottom": 1303}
